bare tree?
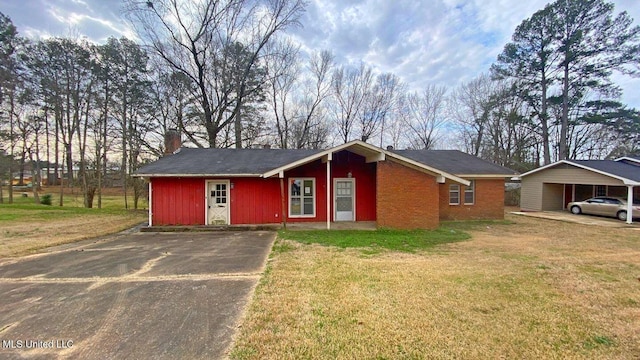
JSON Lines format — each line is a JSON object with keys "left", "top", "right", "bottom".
{"left": 125, "top": 0, "right": 306, "bottom": 148}
{"left": 331, "top": 63, "right": 372, "bottom": 143}
{"left": 264, "top": 39, "right": 300, "bottom": 148}
{"left": 401, "top": 84, "right": 447, "bottom": 149}
{"left": 450, "top": 74, "right": 497, "bottom": 156}
{"left": 291, "top": 50, "right": 334, "bottom": 149}
{"left": 357, "top": 73, "right": 402, "bottom": 143}
{"left": 0, "top": 12, "right": 23, "bottom": 203}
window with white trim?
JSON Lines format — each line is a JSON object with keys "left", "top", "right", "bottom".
{"left": 449, "top": 184, "right": 460, "bottom": 205}
{"left": 289, "top": 178, "right": 315, "bottom": 217}
{"left": 464, "top": 180, "right": 475, "bottom": 205}
{"left": 595, "top": 185, "right": 606, "bottom": 197}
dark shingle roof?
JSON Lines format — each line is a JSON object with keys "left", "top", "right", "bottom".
{"left": 136, "top": 148, "right": 322, "bottom": 176}
{"left": 567, "top": 160, "right": 640, "bottom": 182}
{"left": 391, "top": 150, "right": 517, "bottom": 175}
{"left": 135, "top": 145, "right": 517, "bottom": 177}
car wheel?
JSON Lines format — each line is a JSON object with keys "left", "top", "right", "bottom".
{"left": 617, "top": 211, "right": 627, "bottom": 221}
{"left": 570, "top": 206, "right": 581, "bottom": 215}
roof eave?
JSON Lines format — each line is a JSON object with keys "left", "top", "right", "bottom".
{"left": 133, "top": 173, "right": 262, "bottom": 178}
{"left": 262, "top": 140, "right": 385, "bottom": 178}
{"left": 518, "top": 160, "right": 638, "bottom": 184}
{"left": 456, "top": 174, "right": 518, "bottom": 178}
{"left": 615, "top": 156, "right": 640, "bottom": 164}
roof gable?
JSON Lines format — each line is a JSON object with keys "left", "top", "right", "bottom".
{"left": 519, "top": 159, "right": 640, "bottom": 185}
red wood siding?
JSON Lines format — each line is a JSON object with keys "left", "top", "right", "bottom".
{"left": 230, "top": 178, "right": 282, "bottom": 224}
{"left": 151, "top": 177, "right": 205, "bottom": 225}
{"left": 150, "top": 151, "right": 377, "bottom": 226}
{"left": 284, "top": 151, "right": 377, "bottom": 222}
{"left": 285, "top": 159, "right": 329, "bottom": 222}
{"left": 331, "top": 151, "right": 376, "bottom": 221}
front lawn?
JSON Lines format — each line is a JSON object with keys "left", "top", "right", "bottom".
{"left": 231, "top": 215, "right": 640, "bottom": 359}
{"left": 0, "top": 194, "right": 147, "bottom": 257}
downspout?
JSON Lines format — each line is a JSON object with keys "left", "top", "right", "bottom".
{"left": 627, "top": 185, "right": 634, "bottom": 224}
{"left": 280, "top": 172, "right": 287, "bottom": 230}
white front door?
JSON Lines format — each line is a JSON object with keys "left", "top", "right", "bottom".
{"left": 334, "top": 179, "right": 355, "bottom": 221}
{"left": 207, "top": 181, "right": 229, "bottom": 225}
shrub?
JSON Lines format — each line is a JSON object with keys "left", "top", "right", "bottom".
{"left": 41, "top": 194, "right": 52, "bottom": 206}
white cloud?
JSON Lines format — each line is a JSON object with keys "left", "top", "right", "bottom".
{"left": 5, "top": 0, "right": 640, "bottom": 107}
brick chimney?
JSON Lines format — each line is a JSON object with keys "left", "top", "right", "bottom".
{"left": 164, "top": 129, "right": 181, "bottom": 155}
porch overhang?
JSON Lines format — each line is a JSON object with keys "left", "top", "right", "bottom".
{"left": 261, "top": 140, "right": 388, "bottom": 178}
{"left": 261, "top": 140, "right": 469, "bottom": 185}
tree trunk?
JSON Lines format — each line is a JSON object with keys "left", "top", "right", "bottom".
{"left": 6, "top": 167, "right": 12, "bottom": 204}
{"left": 235, "top": 109, "right": 242, "bottom": 149}
{"left": 65, "top": 142, "right": 73, "bottom": 185}
{"left": 29, "top": 151, "right": 40, "bottom": 204}
{"left": 559, "top": 63, "right": 570, "bottom": 160}
{"left": 540, "top": 72, "right": 551, "bottom": 165}
{"left": 122, "top": 91, "right": 128, "bottom": 209}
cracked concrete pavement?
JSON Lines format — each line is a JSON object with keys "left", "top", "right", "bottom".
{"left": 0, "top": 230, "right": 275, "bottom": 359}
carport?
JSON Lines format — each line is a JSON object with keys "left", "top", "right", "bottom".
{"left": 520, "top": 158, "right": 640, "bottom": 224}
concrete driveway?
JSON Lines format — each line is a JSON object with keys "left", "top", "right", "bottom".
{"left": 0, "top": 230, "right": 275, "bottom": 359}
{"left": 511, "top": 210, "right": 640, "bottom": 228}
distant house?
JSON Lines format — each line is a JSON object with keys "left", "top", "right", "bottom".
{"left": 519, "top": 157, "right": 640, "bottom": 223}
{"left": 134, "top": 140, "right": 517, "bottom": 229}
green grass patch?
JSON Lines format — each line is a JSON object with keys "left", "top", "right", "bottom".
{"left": 583, "top": 335, "right": 615, "bottom": 349}
{"left": 278, "top": 227, "right": 470, "bottom": 253}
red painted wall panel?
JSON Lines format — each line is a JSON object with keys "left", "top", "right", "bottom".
{"left": 150, "top": 150, "right": 378, "bottom": 226}
{"left": 230, "top": 178, "right": 282, "bottom": 224}
{"left": 331, "top": 151, "right": 376, "bottom": 221}
{"left": 151, "top": 177, "right": 205, "bottom": 225}
{"left": 284, "top": 151, "right": 376, "bottom": 222}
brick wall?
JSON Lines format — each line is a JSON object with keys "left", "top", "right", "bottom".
{"left": 376, "top": 160, "right": 440, "bottom": 229}
{"left": 438, "top": 178, "right": 505, "bottom": 220}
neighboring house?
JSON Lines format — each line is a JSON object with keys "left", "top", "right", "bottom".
{"left": 134, "top": 140, "right": 517, "bottom": 229}
{"left": 519, "top": 157, "right": 640, "bottom": 223}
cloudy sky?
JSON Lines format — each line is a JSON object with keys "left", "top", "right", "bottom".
{"left": 2, "top": 0, "right": 639, "bottom": 107}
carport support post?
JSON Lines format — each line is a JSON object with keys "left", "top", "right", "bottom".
{"left": 627, "top": 185, "right": 634, "bottom": 224}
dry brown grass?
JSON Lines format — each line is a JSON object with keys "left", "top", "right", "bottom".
{"left": 0, "top": 214, "right": 146, "bottom": 258}
{"left": 0, "top": 189, "right": 147, "bottom": 257}
{"left": 230, "top": 214, "right": 640, "bottom": 359}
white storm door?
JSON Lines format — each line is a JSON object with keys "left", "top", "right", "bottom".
{"left": 334, "top": 179, "right": 355, "bottom": 221}
{"left": 207, "top": 181, "right": 229, "bottom": 225}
